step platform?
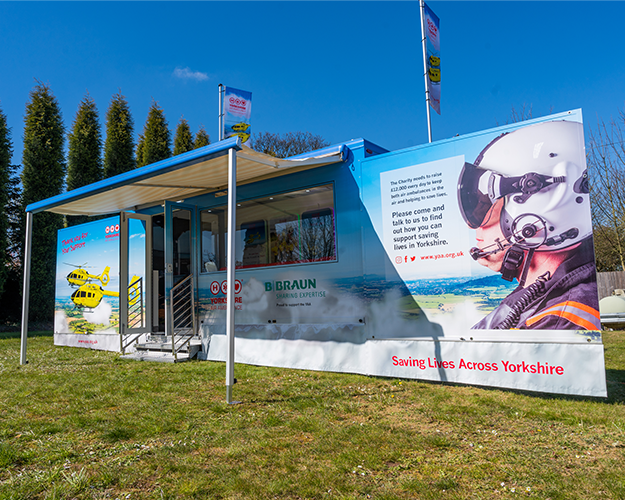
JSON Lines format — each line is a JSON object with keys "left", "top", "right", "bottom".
{"left": 120, "top": 335, "right": 202, "bottom": 363}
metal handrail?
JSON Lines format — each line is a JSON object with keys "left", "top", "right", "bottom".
{"left": 120, "top": 277, "right": 145, "bottom": 354}
{"left": 127, "top": 279, "right": 144, "bottom": 329}
{"left": 170, "top": 275, "right": 196, "bottom": 360}
{"left": 121, "top": 333, "right": 143, "bottom": 352}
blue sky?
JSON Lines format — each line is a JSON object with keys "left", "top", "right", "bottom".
{"left": 1, "top": 1, "right": 624, "bottom": 167}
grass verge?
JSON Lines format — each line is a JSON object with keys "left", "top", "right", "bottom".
{"left": 0, "top": 332, "right": 623, "bottom": 499}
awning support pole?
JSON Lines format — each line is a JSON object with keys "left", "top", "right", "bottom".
{"left": 226, "top": 148, "right": 237, "bottom": 403}
{"left": 20, "top": 211, "right": 33, "bottom": 365}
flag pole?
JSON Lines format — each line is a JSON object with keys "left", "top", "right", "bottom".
{"left": 218, "top": 84, "right": 224, "bottom": 141}
{"left": 419, "top": 0, "right": 433, "bottom": 143}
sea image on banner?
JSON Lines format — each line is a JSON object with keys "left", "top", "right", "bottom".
{"left": 365, "top": 113, "right": 600, "bottom": 342}
{"left": 54, "top": 217, "right": 121, "bottom": 335}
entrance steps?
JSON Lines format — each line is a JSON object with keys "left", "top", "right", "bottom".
{"left": 120, "top": 334, "right": 202, "bottom": 363}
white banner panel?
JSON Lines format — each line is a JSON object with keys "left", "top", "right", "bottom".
{"left": 366, "top": 340, "right": 607, "bottom": 397}
{"left": 202, "top": 329, "right": 368, "bottom": 374}
{"left": 53, "top": 332, "right": 142, "bottom": 353}
{"left": 202, "top": 332, "right": 606, "bottom": 397}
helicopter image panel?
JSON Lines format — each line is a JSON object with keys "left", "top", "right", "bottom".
{"left": 54, "top": 216, "right": 122, "bottom": 349}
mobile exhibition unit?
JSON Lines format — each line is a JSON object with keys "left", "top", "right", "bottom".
{"left": 21, "top": 109, "right": 607, "bottom": 398}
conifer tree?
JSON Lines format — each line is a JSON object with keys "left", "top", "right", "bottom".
{"left": 0, "top": 163, "right": 23, "bottom": 324}
{"left": 104, "top": 92, "right": 135, "bottom": 178}
{"left": 21, "top": 81, "right": 65, "bottom": 323}
{"left": 136, "top": 133, "right": 145, "bottom": 169}
{"left": 0, "top": 106, "right": 13, "bottom": 298}
{"left": 193, "top": 125, "right": 210, "bottom": 149}
{"left": 173, "top": 117, "right": 193, "bottom": 156}
{"left": 137, "top": 100, "right": 171, "bottom": 167}
{"left": 67, "top": 95, "right": 103, "bottom": 226}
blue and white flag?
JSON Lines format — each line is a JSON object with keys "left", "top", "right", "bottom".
{"left": 223, "top": 87, "right": 252, "bottom": 144}
{"left": 423, "top": 2, "right": 440, "bottom": 115}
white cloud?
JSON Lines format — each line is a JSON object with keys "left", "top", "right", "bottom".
{"left": 84, "top": 299, "right": 113, "bottom": 326}
{"left": 173, "top": 67, "right": 209, "bottom": 82}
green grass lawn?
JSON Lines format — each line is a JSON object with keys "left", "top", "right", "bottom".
{"left": 0, "top": 332, "right": 623, "bottom": 499}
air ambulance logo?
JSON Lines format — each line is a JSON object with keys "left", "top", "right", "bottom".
{"left": 211, "top": 280, "right": 242, "bottom": 295}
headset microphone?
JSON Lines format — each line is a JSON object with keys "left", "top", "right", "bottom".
{"left": 470, "top": 247, "right": 491, "bottom": 260}
{"left": 470, "top": 238, "right": 509, "bottom": 261}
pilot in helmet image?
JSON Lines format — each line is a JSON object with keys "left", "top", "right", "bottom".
{"left": 457, "top": 120, "right": 600, "bottom": 330}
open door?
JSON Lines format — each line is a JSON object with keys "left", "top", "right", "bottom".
{"left": 164, "top": 202, "right": 198, "bottom": 337}
{"left": 120, "top": 212, "right": 152, "bottom": 337}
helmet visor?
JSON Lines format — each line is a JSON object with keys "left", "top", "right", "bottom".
{"left": 457, "top": 162, "right": 495, "bottom": 229}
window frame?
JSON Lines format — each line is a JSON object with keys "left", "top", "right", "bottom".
{"left": 199, "top": 182, "right": 338, "bottom": 273}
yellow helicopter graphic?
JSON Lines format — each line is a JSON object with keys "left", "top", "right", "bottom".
{"left": 65, "top": 263, "right": 110, "bottom": 287}
{"left": 231, "top": 122, "right": 250, "bottom": 132}
{"left": 246, "top": 231, "right": 263, "bottom": 245}
{"left": 231, "top": 131, "right": 250, "bottom": 143}
{"left": 70, "top": 275, "right": 142, "bottom": 310}
{"left": 428, "top": 67, "right": 440, "bottom": 83}
{"left": 71, "top": 283, "right": 118, "bottom": 309}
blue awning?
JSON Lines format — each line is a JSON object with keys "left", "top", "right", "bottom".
{"left": 26, "top": 137, "right": 348, "bottom": 216}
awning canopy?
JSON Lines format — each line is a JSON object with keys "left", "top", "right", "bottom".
{"left": 26, "top": 137, "right": 348, "bottom": 216}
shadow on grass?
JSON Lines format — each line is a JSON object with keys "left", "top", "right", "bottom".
{"left": 242, "top": 371, "right": 624, "bottom": 414}
{"left": 247, "top": 386, "right": 408, "bottom": 406}
{"left": 606, "top": 369, "right": 625, "bottom": 402}
{"left": 386, "top": 371, "right": 625, "bottom": 405}
{"left": 0, "top": 331, "right": 53, "bottom": 340}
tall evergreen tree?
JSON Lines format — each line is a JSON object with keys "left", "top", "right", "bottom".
{"left": 104, "top": 92, "right": 135, "bottom": 178}
{"left": 173, "top": 117, "right": 193, "bottom": 156}
{"left": 67, "top": 95, "right": 103, "bottom": 226}
{"left": 137, "top": 100, "right": 171, "bottom": 167}
{"left": 136, "top": 133, "right": 145, "bottom": 169}
{"left": 193, "top": 125, "right": 210, "bottom": 149}
{"left": 21, "top": 81, "right": 65, "bottom": 323}
{"left": 0, "top": 106, "right": 13, "bottom": 298}
{"left": 0, "top": 164, "right": 23, "bottom": 325}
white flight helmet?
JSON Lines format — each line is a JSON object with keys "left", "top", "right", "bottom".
{"left": 458, "top": 120, "right": 591, "bottom": 253}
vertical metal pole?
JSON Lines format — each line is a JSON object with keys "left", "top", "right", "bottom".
{"left": 190, "top": 276, "right": 196, "bottom": 336}
{"left": 219, "top": 84, "right": 224, "bottom": 141}
{"left": 153, "top": 269, "right": 159, "bottom": 328}
{"left": 171, "top": 285, "right": 177, "bottom": 360}
{"left": 226, "top": 148, "right": 237, "bottom": 403}
{"left": 420, "top": 0, "right": 433, "bottom": 143}
{"left": 191, "top": 207, "right": 199, "bottom": 338}
{"left": 19, "top": 211, "right": 33, "bottom": 365}
{"left": 164, "top": 203, "right": 173, "bottom": 341}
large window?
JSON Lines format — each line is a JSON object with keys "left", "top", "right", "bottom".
{"left": 201, "top": 184, "right": 336, "bottom": 271}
